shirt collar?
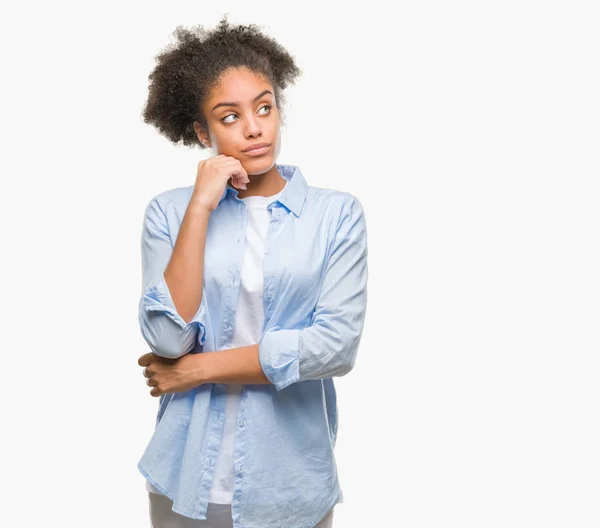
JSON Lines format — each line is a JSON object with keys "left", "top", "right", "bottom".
{"left": 219, "top": 163, "right": 308, "bottom": 217}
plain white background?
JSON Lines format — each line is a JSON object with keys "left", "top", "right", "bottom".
{"left": 1, "top": 1, "right": 599, "bottom": 527}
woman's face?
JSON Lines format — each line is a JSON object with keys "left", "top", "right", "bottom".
{"left": 195, "top": 67, "right": 282, "bottom": 175}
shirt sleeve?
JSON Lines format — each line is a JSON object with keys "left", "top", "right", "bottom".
{"left": 258, "top": 195, "right": 369, "bottom": 391}
{"left": 138, "top": 197, "right": 209, "bottom": 359}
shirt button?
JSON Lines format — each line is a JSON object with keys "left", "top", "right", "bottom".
{"left": 238, "top": 420, "right": 245, "bottom": 427}
{"left": 266, "top": 292, "right": 271, "bottom": 299}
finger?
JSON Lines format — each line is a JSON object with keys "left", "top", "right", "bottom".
{"left": 143, "top": 367, "right": 152, "bottom": 378}
{"left": 138, "top": 353, "right": 153, "bottom": 366}
{"left": 230, "top": 166, "right": 249, "bottom": 183}
{"left": 232, "top": 175, "right": 248, "bottom": 190}
{"left": 146, "top": 377, "right": 157, "bottom": 387}
{"left": 215, "top": 157, "right": 249, "bottom": 179}
{"left": 234, "top": 172, "right": 250, "bottom": 187}
{"left": 150, "top": 387, "right": 161, "bottom": 397}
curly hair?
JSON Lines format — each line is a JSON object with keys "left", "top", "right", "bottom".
{"left": 141, "top": 14, "right": 303, "bottom": 149}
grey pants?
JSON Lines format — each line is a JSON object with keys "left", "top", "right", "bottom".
{"left": 148, "top": 492, "right": 335, "bottom": 528}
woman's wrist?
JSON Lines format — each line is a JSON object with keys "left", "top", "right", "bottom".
{"left": 188, "top": 194, "right": 213, "bottom": 216}
{"left": 191, "top": 352, "right": 211, "bottom": 386}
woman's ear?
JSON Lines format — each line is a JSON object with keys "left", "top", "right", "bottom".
{"left": 193, "top": 121, "right": 211, "bottom": 148}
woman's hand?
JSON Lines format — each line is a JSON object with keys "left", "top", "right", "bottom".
{"left": 138, "top": 352, "right": 206, "bottom": 397}
{"left": 191, "top": 154, "right": 250, "bottom": 213}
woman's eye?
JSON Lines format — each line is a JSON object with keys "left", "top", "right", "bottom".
{"left": 221, "top": 104, "right": 271, "bottom": 124}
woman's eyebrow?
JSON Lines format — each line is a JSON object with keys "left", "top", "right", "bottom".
{"left": 211, "top": 89, "right": 273, "bottom": 112}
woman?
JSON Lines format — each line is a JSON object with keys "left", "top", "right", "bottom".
{"left": 136, "top": 15, "right": 368, "bottom": 528}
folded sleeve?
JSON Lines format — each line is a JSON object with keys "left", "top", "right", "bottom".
{"left": 259, "top": 195, "right": 368, "bottom": 391}
{"left": 138, "top": 197, "right": 209, "bottom": 359}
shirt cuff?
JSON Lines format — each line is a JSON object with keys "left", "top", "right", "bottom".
{"left": 142, "top": 271, "right": 208, "bottom": 346}
{"left": 258, "top": 326, "right": 300, "bottom": 391}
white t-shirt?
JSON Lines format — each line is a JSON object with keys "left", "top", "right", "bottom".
{"left": 147, "top": 183, "right": 287, "bottom": 504}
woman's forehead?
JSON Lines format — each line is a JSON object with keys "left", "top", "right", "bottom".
{"left": 208, "top": 69, "right": 272, "bottom": 103}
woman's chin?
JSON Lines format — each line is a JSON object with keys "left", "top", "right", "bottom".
{"left": 243, "top": 155, "right": 275, "bottom": 173}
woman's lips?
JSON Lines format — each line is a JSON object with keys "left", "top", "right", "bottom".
{"left": 243, "top": 144, "right": 270, "bottom": 156}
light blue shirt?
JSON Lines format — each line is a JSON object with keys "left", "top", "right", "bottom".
{"left": 137, "top": 163, "right": 368, "bottom": 527}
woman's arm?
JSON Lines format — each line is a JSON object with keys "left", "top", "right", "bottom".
{"left": 141, "top": 194, "right": 367, "bottom": 392}
{"left": 139, "top": 193, "right": 212, "bottom": 359}
{"left": 139, "top": 344, "right": 270, "bottom": 397}
{"left": 163, "top": 196, "right": 211, "bottom": 323}
{"left": 198, "top": 345, "right": 271, "bottom": 385}
{"left": 257, "top": 195, "right": 368, "bottom": 391}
